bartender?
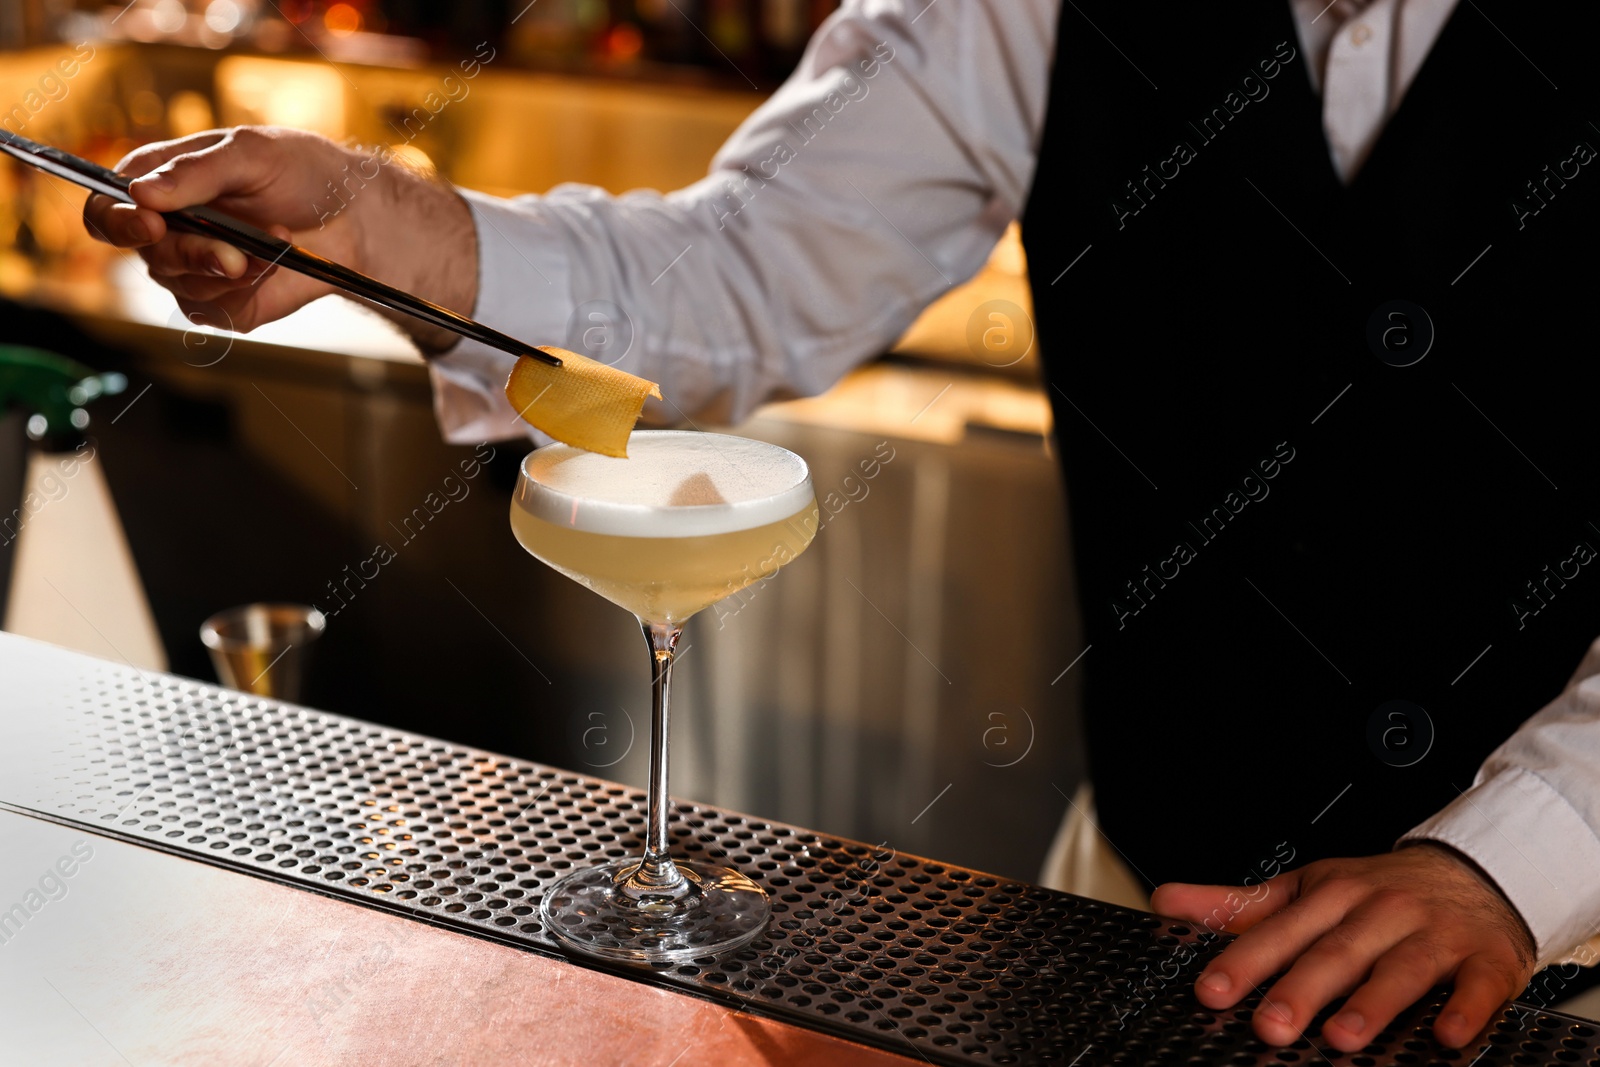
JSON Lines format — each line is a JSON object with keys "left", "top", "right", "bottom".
{"left": 83, "top": 0, "right": 1600, "bottom": 1053}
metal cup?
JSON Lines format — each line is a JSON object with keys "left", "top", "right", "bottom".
{"left": 200, "top": 603, "right": 326, "bottom": 702}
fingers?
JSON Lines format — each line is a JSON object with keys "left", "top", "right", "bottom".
{"left": 1305, "top": 934, "right": 1449, "bottom": 1051}
{"left": 82, "top": 198, "right": 162, "bottom": 247}
{"left": 1160, "top": 850, "right": 1536, "bottom": 1053}
{"left": 114, "top": 130, "right": 228, "bottom": 180}
{"left": 141, "top": 233, "right": 253, "bottom": 281}
{"left": 1245, "top": 894, "right": 1422, "bottom": 1048}
{"left": 1431, "top": 954, "right": 1522, "bottom": 1048}
{"left": 172, "top": 259, "right": 326, "bottom": 334}
{"left": 1153, "top": 875, "right": 1295, "bottom": 937}
{"left": 1321, "top": 936, "right": 1517, "bottom": 1053}
{"left": 161, "top": 272, "right": 265, "bottom": 306}
{"left": 85, "top": 131, "right": 231, "bottom": 248}
{"left": 138, "top": 220, "right": 300, "bottom": 327}
{"left": 1149, "top": 883, "right": 1234, "bottom": 924}
{"left": 126, "top": 128, "right": 273, "bottom": 213}
{"left": 115, "top": 131, "right": 227, "bottom": 174}
{"left": 1192, "top": 873, "right": 1364, "bottom": 1011}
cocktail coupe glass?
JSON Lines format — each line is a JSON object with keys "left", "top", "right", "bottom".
{"left": 512, "top": 430, "right": 818, "bottom": 962}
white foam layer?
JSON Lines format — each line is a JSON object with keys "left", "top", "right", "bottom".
{"left": 515, "top": 431, "right": 814, "bottom": 537}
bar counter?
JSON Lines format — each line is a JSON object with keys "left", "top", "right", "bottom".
{"left": 0, "top": 809, "right": 900, "bottom": 1065}
{"left": 1, "top": 632, "right": 1593, "bottom": 1066}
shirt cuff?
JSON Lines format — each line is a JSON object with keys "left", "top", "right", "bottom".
{"left": 1400, "top": 766, "right": 1600, "bottom": 966}
{"left": 426, "top": 188, "right": 574, "bottom": 444}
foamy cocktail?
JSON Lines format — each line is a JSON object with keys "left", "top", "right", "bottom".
{"left": 512, "top": 430, "right": 817, "bottom": 961}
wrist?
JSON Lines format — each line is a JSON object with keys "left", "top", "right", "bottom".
{"left": 348, "top": 148, "right": 479, "bottom": 353}
{"left": 1403, "top": 840, "right": 1537, "bottom": 967}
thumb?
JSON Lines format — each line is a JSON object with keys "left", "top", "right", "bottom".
{"left": 1151, "top": 872, "right": 1299, "bottom": 935}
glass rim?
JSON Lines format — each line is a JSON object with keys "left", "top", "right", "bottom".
{"left": 513, "top": 430, "right": 815, "bottom": 538}
{"left": 199, "top": 603, "right": 327, "bottom": 653}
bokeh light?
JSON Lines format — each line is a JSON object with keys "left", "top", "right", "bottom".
{"left": 324, "top": 3, "right": 362, "bottom": 36}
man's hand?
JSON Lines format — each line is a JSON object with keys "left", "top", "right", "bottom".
{"left": 1150, "top": 844, "right": 1536, "bottom": 1053}
{"left": 82, "top": 126, "right": 477, "bottom": 348}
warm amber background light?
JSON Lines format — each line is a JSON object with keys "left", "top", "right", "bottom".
{"left": 324, "top": 3, "right": 363, "bottom": 37}
{"left": 606, "top": 23, "right": 644, "bottom": 62}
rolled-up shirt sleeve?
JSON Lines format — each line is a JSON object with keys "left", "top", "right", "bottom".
{"left": 427, "top": 0, "right": 1056, "bottom": 442}
{"left": 1401, "top": 636, "right": 1600, "bottom": 967}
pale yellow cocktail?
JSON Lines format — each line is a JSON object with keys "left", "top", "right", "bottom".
{"left": 511, "top": 508, "right": 817, "bottom": 625}
{"left": 512, "top": 430, "right": 817, "bottom": 962}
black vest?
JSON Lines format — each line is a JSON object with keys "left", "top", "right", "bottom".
{"left": 1022, "top": 0, "right": 1600, "bottom": 889}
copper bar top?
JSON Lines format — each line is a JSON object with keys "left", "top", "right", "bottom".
{"left": 0, "top": 808, "right": 907, "bottom": 1066}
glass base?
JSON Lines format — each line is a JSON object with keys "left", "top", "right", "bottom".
{"left": 540, "top": 859, "right": 771, "bottom": 963}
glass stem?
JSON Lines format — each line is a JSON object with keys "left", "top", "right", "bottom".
{"left": 623, "top": 619, "right": 690, "bottom": 899}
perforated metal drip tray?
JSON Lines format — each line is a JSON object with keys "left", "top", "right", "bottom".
{"left": 9, "top": 661, "right": 1599, "bottom": 1067}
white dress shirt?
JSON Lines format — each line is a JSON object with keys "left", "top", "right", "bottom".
{"left": 1289, "top": 0, "right": 1460, "bottom": 180}
{"left": 432, "top": 0, "right": 1600, "bottom": 966}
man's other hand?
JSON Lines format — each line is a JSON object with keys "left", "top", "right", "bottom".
{"left": 1151, "top": 844, "right": 1536, "bottom": 1053}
